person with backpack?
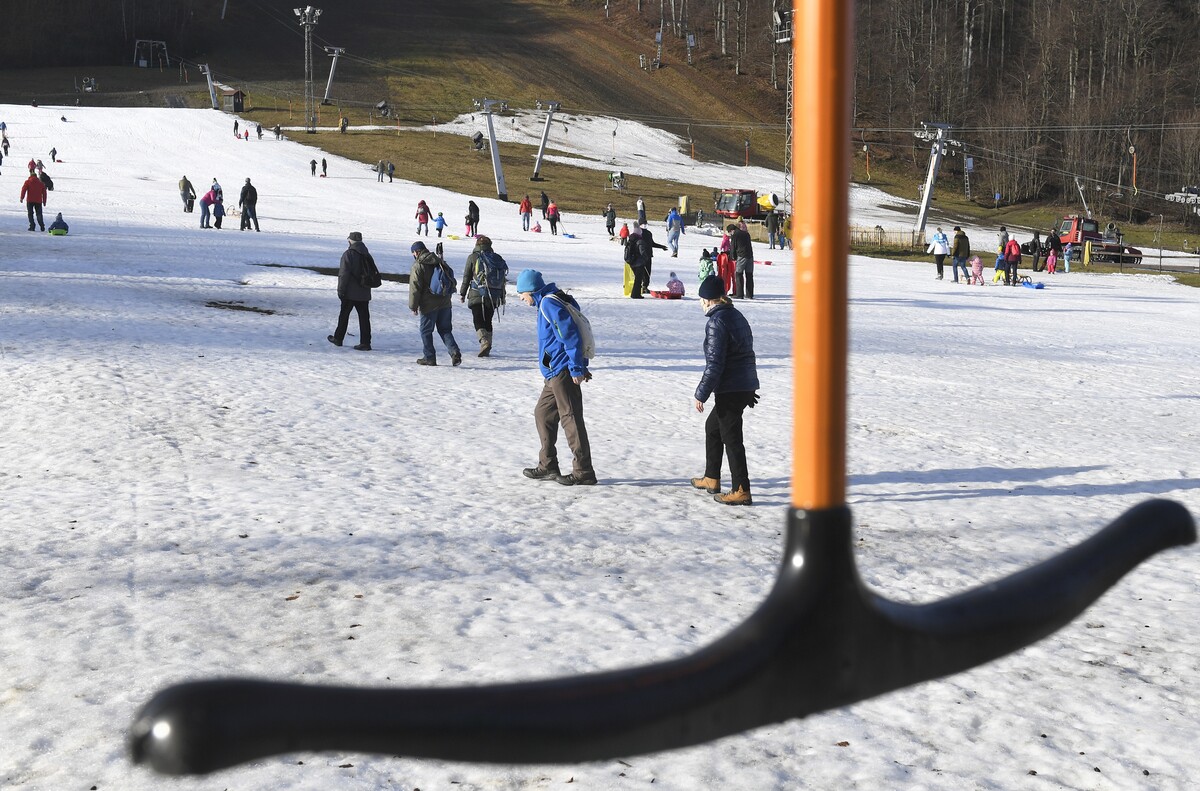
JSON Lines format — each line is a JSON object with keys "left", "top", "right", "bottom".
{"left": 409, "top": 241, "right": 462, "bottom": 366}
{"left": 179, "top": 175, "right": 196, "bottom": 213}
{"left": 516, "top": 269, "right": 596, "bottom": 486}
{"left": 459, "top": 235, "right": 508, "bottom": 357}
{"left": 327, "top": 231, "right": 376, "bottom": 351}
{"left": 690, "top": 275, "right": 760, "bottom": 506}
{"left": 415, "top": 200, "right": 433, "bottom": 236}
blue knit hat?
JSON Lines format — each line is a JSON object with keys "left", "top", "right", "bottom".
{"left": 516, "top": 269, "right": 545, "bottom": 293}
{"left": 411, "top": 241, "right": 427, "bottom": 254}
{"left": 698, "top": 275, "right": 725, "bottom": 300}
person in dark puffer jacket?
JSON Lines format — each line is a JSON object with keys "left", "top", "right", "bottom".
{"left": 690, "top": 275, "right": 760, "bottom": 506}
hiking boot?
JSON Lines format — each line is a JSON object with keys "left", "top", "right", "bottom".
{"left": 522, "top": 463, "right": 561, "bottom": 480}
{"left": 478, "top": 329, "right": 493, "bottom": 357}
{"left": 690, "top": 476, "right": 721, "bottom": 493}
{"left": 714, "top": 487, "right": 753, "bottom": 506}
{"left": 416, "top": 357, "right": 436, "bottom": 366}
{"left": 353, "top": 343, "right": 371, "bottom": 351}
{"left": 451, "top": 351, "right": 462, "bottom": 366}
{"left": 327, "top": 335, "right": 342, "bottom": 347}
{"left": 555, "top": 471, "right": 597, "bottom": 486}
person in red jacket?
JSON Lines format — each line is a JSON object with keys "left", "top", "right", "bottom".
{"left": 1003, "top": 236, "right": 1022, "bottom": 286}
{"left": 20, "top": 171, "right": 48, "bottom": 231}
{"left": 518, "top": 194, "right": 532, "bottom": 231}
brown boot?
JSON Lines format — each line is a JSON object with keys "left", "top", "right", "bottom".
{"left": 714, "top": 487, "right": 752, "bottom": 506}
{"left": 478, "top": 329, "right": 493, "bottom": 357}
{"left": 690, "top": 476, "right": 720, "bottom": 493}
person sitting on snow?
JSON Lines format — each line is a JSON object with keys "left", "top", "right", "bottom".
{"left": 48, "top": 212, "right": 69, "bottom": 235}
{"left": 666, "top": 271, "right": 686, "bottom": 296}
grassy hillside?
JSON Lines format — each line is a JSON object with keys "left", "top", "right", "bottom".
{"left": 0, "top": 1, "right": 787, "bottom": 218}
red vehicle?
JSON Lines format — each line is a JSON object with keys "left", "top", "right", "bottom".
{"left": 714, "top": 189, "right": 780, "bottom": 221}
{"left": 1055, "top": 215, "right": 1142, "bottom": 265}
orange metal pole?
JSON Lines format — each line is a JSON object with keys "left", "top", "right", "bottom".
{"left": 791, "top": 0, "right": 851, "bottom": 510}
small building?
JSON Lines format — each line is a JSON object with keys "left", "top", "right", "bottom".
{"left": 212, "top": 82, "right": 247, "bottom": 113}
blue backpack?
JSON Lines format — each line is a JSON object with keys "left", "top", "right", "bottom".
{"left": 428, "top": 257, "right": 456, "bottom": 297}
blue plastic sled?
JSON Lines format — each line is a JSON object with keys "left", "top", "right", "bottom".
{"left": 1022, "top": 281, "right": 1044, "bottom": 289}
{"left": 562, "top": 233, "right": 576, "bottom": 239}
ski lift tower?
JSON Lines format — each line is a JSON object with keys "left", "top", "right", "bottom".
{"left": 321, "top": 47, "right": 345, "bottom": 105}
{"left": 294, "top": 6, "right": 322, "bottom": 133}
{"left": 476, "top": 99, "right": 509, "bottom": 201}
{"left": 773, "top": 7, "right": 793, "bottom": 209}
{"left": 531, "top": 101, "right": 560, "bottom": 182}
{"left": 912, "top": 123, "right": 961, "bottom": 240}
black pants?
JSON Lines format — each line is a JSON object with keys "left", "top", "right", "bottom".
{"left": 26, "top": 202, "right": 44, "bottom": 230}
{"left": 334, "top": 299, "right": 371, "bottom": 345}
{"left": 470, "top": 300, "right": 495, "bottom": 333}
{"left": 240, "top": 205, "right": 259, "bottom": 231}
{"left": 630, "top": 265, "right": 649, "bottom": 298}
{"left": 734, "top": 266, "right": 754, "bottom": 299}
{"left": 933, "top": 254, "right": 946, "bottom": 277}
{"left": 704, "top": 391, "right": 755, "bottom": 492}
{"left": 1005, "top": 260, "right": 1019, "bottom": 285}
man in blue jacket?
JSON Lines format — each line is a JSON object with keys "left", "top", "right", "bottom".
{"left": 516, "top": 269, "right": 596, "bottom": 486}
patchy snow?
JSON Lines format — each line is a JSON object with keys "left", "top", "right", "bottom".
{"left": 1, "top": 103, "right": 1197, "bottom": 791}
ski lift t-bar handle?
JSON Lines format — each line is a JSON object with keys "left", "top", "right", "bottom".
{"left": 129, "top": 1, "right": 1196, "bottom": 776}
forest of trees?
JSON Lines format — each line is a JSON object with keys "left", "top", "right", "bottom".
{"left": 628, "top": 0, "right": 1200, "bottom": 219}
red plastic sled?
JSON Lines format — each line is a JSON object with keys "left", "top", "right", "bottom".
{"left": 649, "top": 290, "right": 683, "bottom": 299}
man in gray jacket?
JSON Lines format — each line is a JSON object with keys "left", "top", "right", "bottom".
{"left": 327, "top": 231, "right": 374, "bottom": 351}
{"left": 409, "top": 241, "right": 462, "bottom": 366}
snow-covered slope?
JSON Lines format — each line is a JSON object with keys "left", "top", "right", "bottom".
{"left": 1, "top": 103, "right": 1197, "bottom": 791}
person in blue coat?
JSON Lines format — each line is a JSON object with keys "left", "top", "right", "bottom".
{"left": 48, "top": 212, "right": 69, "bottom": 235}
{"left": 516, "top": 269, "right": 595, "bottom": 486}
{"left": 690, "top": 275, "right": 759, "bottom": 505}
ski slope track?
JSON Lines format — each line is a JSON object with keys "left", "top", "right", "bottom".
{"left": 0, "top": 104, "right": 1197, "bottom": 790}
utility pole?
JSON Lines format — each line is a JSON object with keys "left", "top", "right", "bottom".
{"left": 774, "top": 8, "right": 793, "bottom": 210}
{"left": 294, "top": 6, "right": 322, "bottom": 134}
{"left": 322, "top": 47, "right": 344, "bottom": 105}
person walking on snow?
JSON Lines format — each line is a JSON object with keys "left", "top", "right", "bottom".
{"left": 321, "top": 158, "right": 327, "bottom": 177}
{"left": 239, "top": 177, "right": 260, "bottom": 232}
{"left": 517, "top": 269, "right": 596, "bottom": 486}
{"left": 310, "top": 159, "right": 317, "bottom": 176}
{"left": 951, "top": 226, "right": 971, "bottom": 284}
{"left": 20, "top": 170, "right": 48, "bottom": 231}
{"left": 415, "top": 200, "right": 433, "bottom": 236}
{"left": 459, "top": 234, "right": 508, "bottom": 357}
{"left": 604, "top": 203, "right": 616, "bottom": 239}
{"left": 636, "top": 196, "right": 647, "bottom": 226}
{"left": 927, "top": 226, "right": 950, "bottom": 280}
{"left": 377, "top": 160, "right": 385, "bottom": 183}
{"left": 690, "top": 275, "right": 760, "bottom": 506}
{"left": 327, "top": 231, "right": 375, "bottom": 351}
{"left": 546, "top": 200, "right": 561, "bottom": 235}
{"left": 539, "top": 190, "right": 550, "bottom": 219}
{"left": 433, "top": 212, "right": 447, "bottom": 237}
{"left": 665, "top": 207, "right": 684, "bottom": 257}
{"left": 409, "top": 241, "right": 462, "bottom": 366}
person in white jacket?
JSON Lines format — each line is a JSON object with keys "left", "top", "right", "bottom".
{"left": 928, "top": 226, "right": 951, "bottom": 280}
